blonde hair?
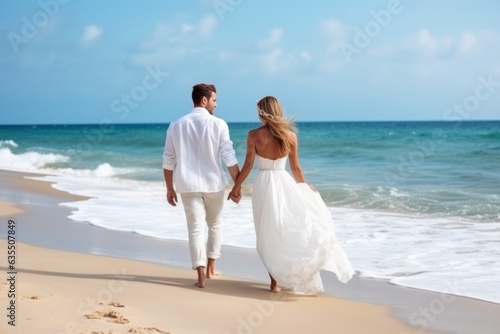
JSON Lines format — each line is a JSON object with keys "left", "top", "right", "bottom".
{"left": 256, "top": 96, "right": 297, "bottom": 155}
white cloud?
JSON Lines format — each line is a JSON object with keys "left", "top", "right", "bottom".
{"left": 135, "top": 22, "right": 193, "bottom": 65}
{"left": 198, "top": 15, "right": 218, "bottom": 37}
{"left": 458, "top": 30, "right": 499, "bottom": 56}
{"left": 405, "top": 29, "right": 453, "bottom": 57}
{"left": 130, "top": 46, "right": 188, "bottom": 67}
{"left": 254, "top": 29, "right": 296, "bottom": 74}
{"left": 216, "top": 50, "right": 236, "bottom": 63}
{"left": 300, "top": 51, "right": 311, "bottom": 63}
{"left": 368, "top": 42, "right": 395, "bottom": 58}
{"left": 492, "top": 61, "right": 500, "bottom": 76}
{"left": 132, "top": 18, "right": 215, "bottom": 67}
{"left": 317, "top": 58, "right": 345, "bottom": 73}
{"left": 182, "top": 23, "right": 194, "bottom": 33}
{"left": 459, "top": 31, "right": 477, "bottom": 54}
{"left": 258, "top": 28, "right": 284, "bottom": 48}
{"left": 141, "top": 23, "right": 172, "bottom": 49}
{"left": 80, "top": 24, "right": 103, "bottom": 44}
{"left": 261, "top": 48, "right": 293, "bottom": 74}
{"left": 401, "top": 29, "right": 500, "bottom": 62}
{"left": 20, "top": 52, "right": 58, "bottom": 69}
{"left": 321, "top": 19, "right": 343, "bottom": 36}
{"left": 415, "top": 29, "right": 439, "bottom": 54}
{"left": 139, "top": 17, "right": 217, "bottom": 51}
{"left": 320, "top": 19, "right": 345, "bottom": 53}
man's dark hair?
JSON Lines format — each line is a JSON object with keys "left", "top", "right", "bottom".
{"left": 192, "top": 83, "right": 217, "bottom": 105}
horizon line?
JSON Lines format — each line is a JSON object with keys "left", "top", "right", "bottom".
{"left": 2, "top": 119, "right": 500, "bottom": 126}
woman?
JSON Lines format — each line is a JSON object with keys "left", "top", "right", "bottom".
{"left": 228, "top": 96, "right": 355, "bottom": 294}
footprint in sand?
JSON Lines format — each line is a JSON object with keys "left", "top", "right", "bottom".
{"left": 128, "top": 328, "right": 171, "bottom": 334}
{"left": 80, "top": 331, "right": 121, "bottom": 334}
{"left": 22, "top": 295, "right": 40, "bottom": 300}
{"left": 100, "top": 301, "right": 125, "bottom": 308}
{"left": 84, "top": 310, "right": 129, "bottom": 324}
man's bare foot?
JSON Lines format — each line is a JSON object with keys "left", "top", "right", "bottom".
{"left": 196, "top": 266, "right": 206, "bottom": 288}
{"left": 206, "top": 258, "right": 221, "bottom": 279}
{"left": 206, "top": 269, "right": 222, "bottom": 279}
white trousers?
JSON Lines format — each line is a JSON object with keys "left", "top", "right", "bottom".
{"left": 180, "top": 190, "right": 225, "bottom": 270}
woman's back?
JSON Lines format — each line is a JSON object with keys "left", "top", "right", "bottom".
{"left": 252, "top": 126, "right": 294, "bottom": 160}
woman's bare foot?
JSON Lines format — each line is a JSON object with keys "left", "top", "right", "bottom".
{"left": 269, "top": 274, "right": 280, "bottom": 292}
{"left": 270, "top": 281, "right": 281, "bottom": 292}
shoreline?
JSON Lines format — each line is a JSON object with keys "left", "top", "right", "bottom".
{"left": 1, "top": 169, "right": 500, "bottom": 333}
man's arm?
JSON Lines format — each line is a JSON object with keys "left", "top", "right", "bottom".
{"left": 228, "top": 132, "right": 256, "bottom": 203}
{"left": 227, "top": 164, "right": 240, "bottom": 203}
{"left": 162, "top": 124, "right": 179, "bottom": 206}
{"left": 227, "top": 164, "right": 240, "bottom": 183}
{"left": 219, "top": 122, "right": 239, "bottom": 168}
{"left": 163, "top": 168, "right": 177, "bottom": 206}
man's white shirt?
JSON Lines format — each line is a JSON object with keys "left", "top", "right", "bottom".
{"left": 162, "top": 107, "right": 238, "bottom": 193}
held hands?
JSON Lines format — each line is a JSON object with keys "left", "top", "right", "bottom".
{"left": 227, "top": 187, "right": 242, "bottom": 204}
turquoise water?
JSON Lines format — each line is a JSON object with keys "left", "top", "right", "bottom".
{"left": 1, "top": 121, "right": 500, "bottom": 303}
{"left": 2, "top": 121, "right": 499, "bottom": 221}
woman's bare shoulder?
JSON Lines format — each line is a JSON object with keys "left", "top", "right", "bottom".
{"left": 287, "top": 129, "right": 298, "bottom": 140}
{"left": 248, "top": 126, "right": 268, "bottom": 136}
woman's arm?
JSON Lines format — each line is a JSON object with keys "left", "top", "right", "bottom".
{"left": 288, "top": 132, "right": 306, "bottom": 183}
{"left": 288, "top": 132, "right": 316, "bottom": 191}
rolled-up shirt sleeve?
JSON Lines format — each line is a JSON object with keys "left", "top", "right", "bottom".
{"left": 162, "top": 127, "right": 177, "bottom": 170}
{"left": 219, "top": 121, "right": 238, "bottom": 167}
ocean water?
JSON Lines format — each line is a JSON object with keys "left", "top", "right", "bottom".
{"left": 1, "top": 121, "right": 499, "bottom": 303}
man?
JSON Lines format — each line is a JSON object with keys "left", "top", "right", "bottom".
{"left": 163, "top": 83, "right": 240, "bottom": 288}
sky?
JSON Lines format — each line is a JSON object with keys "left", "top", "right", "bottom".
{"left": 1, "top": 0, "right": 500, "bottom": 124}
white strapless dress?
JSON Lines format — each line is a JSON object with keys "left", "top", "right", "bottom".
{"left": 252, "top": 155, "right": 355, "bottom": 295}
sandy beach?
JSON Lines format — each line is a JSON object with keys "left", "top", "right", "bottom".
{"left": 1, "top": 169, "right": 499, "bottom": 334}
